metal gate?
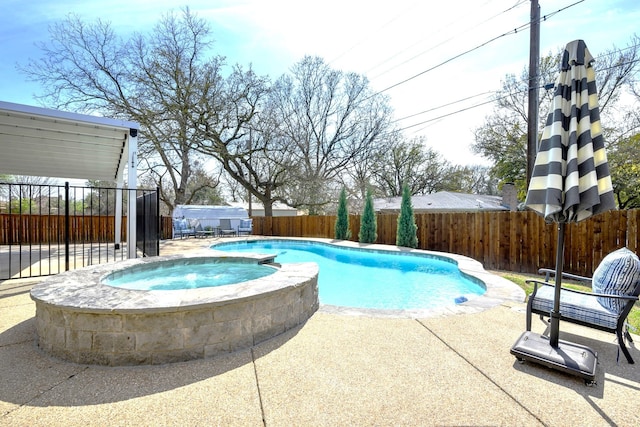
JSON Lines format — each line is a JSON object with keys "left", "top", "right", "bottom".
{"left": 136, "top": 189, "right": 160, "bottom": 257}
{"left": 0, "top": 182, "right": 158, "bottom": 280}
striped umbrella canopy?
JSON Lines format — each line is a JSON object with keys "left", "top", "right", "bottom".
{"left": 526, "top": 39, "right": 615, "bottom": 222}
{"left": 524, "top": 39, "right": 616, "bottom": 347}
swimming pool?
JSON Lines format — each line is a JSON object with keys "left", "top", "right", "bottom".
{"left": 211, "top": 239, "right": 486, "bottom": 311}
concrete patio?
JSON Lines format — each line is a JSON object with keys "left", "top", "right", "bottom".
{"left": 1, "top": 238, "right": 638, "bottom": 426}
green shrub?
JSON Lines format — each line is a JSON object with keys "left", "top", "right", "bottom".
{"left": 396, "top": 183, "right": 417, "bottom": 248}
{"left": 335, "top": 188, "right": 352, "bottom": 240}
{"left": 359, "top": 189, "right": 377, "bottom": 243}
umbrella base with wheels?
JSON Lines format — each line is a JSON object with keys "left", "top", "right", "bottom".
{"left": 511, "top": 331, "right": 597, "bottom": 383}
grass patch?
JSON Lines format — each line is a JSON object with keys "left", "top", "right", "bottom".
{"left": 494, "top": 270, "right": 640, "bottom": 334}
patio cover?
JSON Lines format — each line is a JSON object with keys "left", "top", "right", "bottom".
{"left": 0, "top": 100, "right": 139, "bottom": 258}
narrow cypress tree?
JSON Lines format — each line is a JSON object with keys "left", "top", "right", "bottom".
{"left": 396, "top": 183, "right": 418, "bottom": 248}
{"left": 335, "top": 188, "right": 352, "bottom": 240}
{"left": 358, "top": 189, "right": 377, "bottom": 243}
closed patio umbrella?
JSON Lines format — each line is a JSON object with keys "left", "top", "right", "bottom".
{"left": 512, "top": 39, "right": 616, "bottom": 380}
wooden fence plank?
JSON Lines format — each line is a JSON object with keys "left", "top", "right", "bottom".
{"left": 584, "top": 219, "right": 593, "bottom": 274}
{"left": 479, "top": 211, "right": 488, "bottom": 265}
{"left": 628, "top": 210, "right": 639, "bottom": 253}
{"left": 509, "top": 211, "right": 519, "bottom": 272}
{"left": 480, "top": 212, "right": 490, "bottom": 268}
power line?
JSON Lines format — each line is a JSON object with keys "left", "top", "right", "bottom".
{"left": 375, "top": 0, "right": 584, "bottom": 96}
{"left": 376, "top": 23, "right": 532, "bottom": 95}
{"left": 324, "top": 0, "right": 582, "bottom": 126}
{"left": 374, "top": 1, "right": 591, "bottom": 131}
{"left": 320, "top": 0, "right": 623, "bottom": 140}
{"left": 393, "top": 50, "right": 640, "bottom": 127}
{"left": 392, "top": 91, "right": 495, "bottom": 123}
{"left": 397, "top": 56, "right": 640, "bottom": 132}
{"left": 366, "top": 0, "right": 501, "bottom": 77}
{"left": 368, "top": 0, "right": 528, "bottom": 80}
{"left": 397, "top": 92, "right": 515, "bottom": 132}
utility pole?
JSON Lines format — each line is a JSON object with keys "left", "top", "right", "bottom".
{"left": 527, "top": 0, "right": 540, "bottom": 187}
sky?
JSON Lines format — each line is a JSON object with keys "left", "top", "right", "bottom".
{"left": 1, "top": 0, "right": 639, "bottom": 167}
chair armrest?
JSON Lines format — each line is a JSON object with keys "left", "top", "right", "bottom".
{"left": 538, "top": 268, "right": 592, "bottom": 284}
{"left": 526, "top": 279, "right": 639, "bottom": 301}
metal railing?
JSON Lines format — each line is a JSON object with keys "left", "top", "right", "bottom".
{"left": 0, "top": 182, "right": 158, "bottom": 280}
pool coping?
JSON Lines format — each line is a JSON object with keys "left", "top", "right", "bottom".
{"left": 209, "top": 236, "right": 526, "bottom": 319}
{"left": 30, "top": 252, "right": 318, "bottom": 313}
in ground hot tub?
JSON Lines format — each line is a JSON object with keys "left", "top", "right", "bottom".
{"left": 30, "top": 253, "right": 319, "bottom": 366}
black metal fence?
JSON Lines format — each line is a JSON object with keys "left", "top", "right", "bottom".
{"left": 136, "top": 189, "right": 160, "bottom": 257}
{"left": 0, "top": 181, "right": 158, "bottom": 280}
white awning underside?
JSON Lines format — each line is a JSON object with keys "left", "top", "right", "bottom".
{"left": 0, "top": 101, "right": 138, "bottom": 182}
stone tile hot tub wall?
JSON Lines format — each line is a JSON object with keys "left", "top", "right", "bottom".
{"left": 30, "top": 254, "right": 319, "bottom": 366}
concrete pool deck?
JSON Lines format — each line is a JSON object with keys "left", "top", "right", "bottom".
{"left": 1, "top": 237, "right": 639, "bottom": 426}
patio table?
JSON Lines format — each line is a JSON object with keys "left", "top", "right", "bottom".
{"left": 196, "top": 229, "right": 217, "bottom": 238}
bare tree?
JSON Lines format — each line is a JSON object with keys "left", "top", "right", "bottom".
{"left": 269, "top": 56, "right": 394, "bottom": 214}
{"left": 370, "top": 137, "right": 451, "bottom": 197}
{"left": 190, "top": 65, "right": 293, "bottom": 217}
{"left": 439, "top": 165, "right": 499, "bottom": 195}
{"left": 20, "top": 8, "right": 223, "bottom": 213}
{"left": 193, "top": 56, "right": 396, "bottom": 216}
{"left": 0, "top": 175, "right": 61, "bottom": 214}
{"left": 339, "top": 129, "right": 397, "bottom": 201}
{"left": 220, "top": 172, "right": 246, "bottom": 203}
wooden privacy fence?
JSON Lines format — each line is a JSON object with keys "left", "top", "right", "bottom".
{"left": 1, "top": 214, "right": 174, "bottom": 244}
{"left": 0, "top": 214, "right": 127, "bottom": 244}
{"left": 252, "top": 210, "right": 640, "bottom": 277}
{"left": 8, "top": 210, "right": 639, "bottom": 277}
{"left": 161, "top": 216, "right": 173, "bottom": 239}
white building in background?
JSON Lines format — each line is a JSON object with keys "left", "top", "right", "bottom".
{"left": 228, "top": 201, "right": 299, "bottom": 217}
{"left": 373, "top": 191, "right": 511, "bottom": 214}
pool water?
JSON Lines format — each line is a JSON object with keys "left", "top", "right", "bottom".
{"left": 211, "top": 240, "right": 485, "bottom": 310}
{"left": 104, "top": 260, "right": 275, "bottom": 291}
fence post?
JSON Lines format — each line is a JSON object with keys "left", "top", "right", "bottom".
{"left": 8, "top": 183, "right": 13, "bottom": 245}
{"left": 155, "top": 187, "right": 160, "bottom": 256}
{"left": 65, "top": 182, "right": 70, "bottom": 271}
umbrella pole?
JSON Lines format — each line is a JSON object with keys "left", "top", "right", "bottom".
{"left": 550, "top": 222, "right": 565, "bottom": 347}
{"left": 511, "top": 219, "right": 597, "bottom": 383}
